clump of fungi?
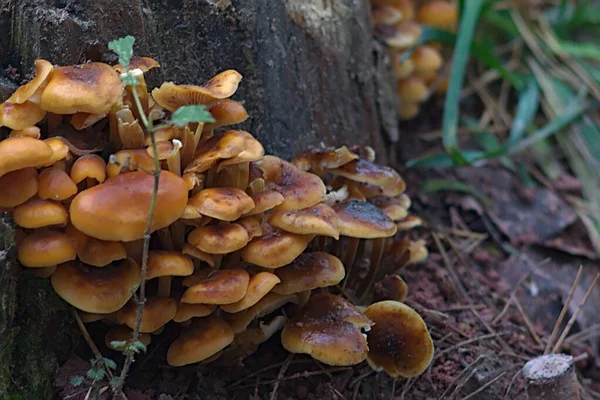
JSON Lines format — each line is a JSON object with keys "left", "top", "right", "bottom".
{"left": 370, "top": 0, "right": 458, "bottom": 120}
{"left": 0, "top": 54, "right": 433, "bottom": 379}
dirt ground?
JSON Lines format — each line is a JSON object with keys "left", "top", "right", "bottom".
{"left": 51, "top": 94, "right": 600, "bottom": 400}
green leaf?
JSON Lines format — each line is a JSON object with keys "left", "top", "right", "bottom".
{"left": 87, "top": 367, "right": 106, "bottom": 381}
{"left": 110, "top": 376, "right": 121, "bottom": 388}
{"left": 170, "top": 105, "right": 216, "bottom": 127}
{"left": 442, "top": 0, "right": 486, "bottom": 159}
{"left": 421, "top": 179, "right": 494, "bottom": 208}
{"left": 103, "top": 357, "right": 117, "bottom": 370}
{"left": 70, "top": 376, "right": 84, "bottom": 387}
{"left": 128, "top": 339, "right": 148, "bottom": 353}
{"left": 508, "top": 78, "right": 540, "bottom": 149}
{"left": 108, "top": 36, "right": 135, "bottom": 70}
{"left": 120, "top": 72, "right": 139, "bottom": 87}
{"left": 110, "top": 340, "right": 127, "bottom": 349}
{"left": 407, "top": 149, "right": 485, "bottom": 168}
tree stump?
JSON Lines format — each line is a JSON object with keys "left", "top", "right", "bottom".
{"left": 0, "top": 0, "right": 399, "bottom": 397}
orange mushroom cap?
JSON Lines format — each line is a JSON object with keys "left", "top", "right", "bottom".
{"left": 0, "top": 137, "right": 54, "bottom": 178}
{"left": 117, "top": 297, "right": 178, "bottom": 333}
{"left": 181, "top": 269, "right": 250, "bottom": 305}
{"left": 65, "top": 224, "right": 128, "bottom": 267}
{"left": 17, "top": 231, "right": 76, "bottom": 268}
{"left": 146, "top": 251, "right": 194, "bottom": 280}
{"left": 7, "top": 59, "right": 54, "bottom": 104}
{"left": 0, "top": 167, "right": 38, "bottom": 208}
{"left": 13, "top": 198, "right": 69, "bottom": 229}
{"left": 38, "top": 167, "right": 78, "bottom": 201}
{"left": 240, "top": 230, "right": 312, "bottom": 268}
{"left": 187, "top": 187, "right": 255, "bottom": 221}
{"left": 187, "top": 223, "right": 250, "bottom": 254}
{"left": 0, "top": 101, "right": 47, "bottom": 130}
{"left": 183, "top": 130, "right": 247, "bottom": 174}
{"left": 332, "top": 200, "right": 397, "bottom": 238}
{"left": 272, "top": 252, "right": 345, "bottom": 295}
{"left": 220, "top": 272, "right": 281, "bottom": 313}
{"left": 70, "top": 154, "right": 107, "bottom": 184}
{"left": 268, "top": 203, "right": 341, "bottom": 239}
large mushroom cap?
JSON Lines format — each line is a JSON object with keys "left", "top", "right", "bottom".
{"left": 364, "top": 300, "right": 434, "bottom": 378}
{"left": 272, "top": 252, "right": 345, "bottom": 295}
{"left": 240, "top": 230, "right": 312, "bottom": 268}
{"left": 256, "top": 156, "right": 326, "bottom": 212}
{"left": 0, "top": 137, "right": 54, "bottom": 178}
{"left": 167, "top": 315, "right": 234, "bottom": 367}
{"left": 332, "top": 199, "right": 397, "bottom": 238}
{"left": 281, "top": 293, "right": 373, "bottom": 366}
{"left": 152, "top": 70, "right": 242, "bottom": 111}
{"left": 181, "top": 269, "right": 250, "bottom": 305}
{"left": 50, "top": 259, "right": 141, "bottom": 314}
{"left": 117, "top": 297, "right": 177, "bottom": 333}
{"left": 69, "top": 170, "right": 188, "bottom": 241}
{"left": 187, "top": 187, "right": 254, "bottom": 221}
{"left": 40, "top": 62, "right": 123, "bottom": 114}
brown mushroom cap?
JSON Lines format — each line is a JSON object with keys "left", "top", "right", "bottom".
{"left": 9, "top": 126, "right": 41, "bottom": 139}
{"left": 187, "top": 223, "right": 249, "bottom": 254}
{"left": 416, "top": 0, "right": 457, "bottom": 30}
{"left": 0, "top": 137, "right": 54, "bottom": 178}
{"left": 187, "top": 187, "right": 254, "bottom": 221}
{"left": 364, "top": 301, "right": 434, "bottom": 378}
{"left": 333, "top": 176, "right": 406, "bottom": 199}
{"left": 204, "top": 99, "right": 248, "bottom": 131}
{"left": 174, "top": 302, "right": 216, "bottom": 323}
{"left": 218, "top": 131, "right": 265, "bottom": 169}
{"left": 70, "top": 170, "right": 188, "bottom": 241}
{"left": 236, "top": 216, "right": 264, "bottom": 240}
{"left": 396, "top": 214, "right": 423, "bottom": 231}
{"left": 0, "top": 168, "right": 38, "bottom": 208}
{"left": 113, "top": 56, "right": 160, "bottom": 74}
{"left": 291, "top": 146, "right": 358, "bottom": 172}
{"left": 181, "top": 269, "right": 250, "bottom": 304}
{"left": 397, "top": 76, "right": 428, "bottom": 103}
{"left": 256, "top": 156, "right": 326, "bottom": 212}
{"left": 332, "top": 200, "right": 397, "bottom": 238}
{"left": 7, "top": 59, "right": 54, "bottom": 104}
{"left": 152, "top": 70, "right": 242, "bottom": 111}
{"left": 226, "top": 292, "right": 299, "bottom": 334}
{"left": 42, "top": 138, "right": 70, "bottom": 166}
{"left": 105, "top": 326, "right": 152, "bottom": 351}
{"left": 184, "top": 130, "right": 247, "bottom": 174}
{"left": 65, "top": 224, "right": 127, "bottom": 267}
{"left": 272, "top": 252, "right": 345, "bottom": 295}
{"left": 240, "top": 230, "right": 312, "bottom": 268}
{"left": 329, "top": 159, "right": 401, "bottom": 187}
{"left": 244, "top": 190, "right": 285, "bottom": 216}
{"left": 50, "top": 259, "right": 141, "bottom": 314}
{"left": 70, "top": 154, "right": 107, "bottom": 184}
{"left": 268, "top": 203, "right": 341, "bottom": 239}
{"left": 13, "top": 198, "right": 69, "bottom": 229}
{"left": 372, "top": 275, "right": 408, "bottom": 303}
{"left": 117, "top": 297, "right": 178, "bottom": 333}
{"left": 38, "top": 167, "right": 78, "bottom": 201}
{"left": 0, "top": 101, "right": 47, "bottom": 130}
{"left": 369, "top": 196, "right": 409, "bottom": 221}
{"left": 181, "top": 244, "right": 215, "bottom": 267}
{"left": 167, "top": 315, "right": 234, "bottom": 367}
{"left": 17, "top": 231, "right": 76, "bottom": 267}
{"left": 40, "top": 62, "right": 123, "bottom": 114}
{"left": 221, "top": 272, "right": 281, "bottom": 313}
{"left": 281, "top": 293, "right": 373, "bottom": 366}
{"left": 181, "top": 268, "right": 216, "bottom": 288}
{"left": 410, "top": 45, "right": 443, "bottom": 73}
{"left": 146, "top": 251, "right": 194, "bottom": 280}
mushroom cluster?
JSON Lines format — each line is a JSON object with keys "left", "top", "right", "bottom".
{"left": 371, "top": 0, "right": 458, "bottom": 120}
{"left": 1, "top": 56, "right": 433, "bottom": 378}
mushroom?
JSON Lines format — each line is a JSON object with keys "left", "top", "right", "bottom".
{"left": 17, "top": 231, "right": 76, "bottom": 268}
{"left": 329, "top": 158, "right": 402, "bottom": 188}
{"left": 225, "top": 292, "right": 299, "bottom": 334}
{"left": 184, "top": 129, "right": 248, "bottom": 174}
{"left": 0, "top": 101, "right": 47, "bottom": 130}
{"left": 186, "top": 223, "right": 250, "bottom": 254}
{"left": 42, "top": 138, "right": 71, "bottom": 167}
{"left": 65, "top": 223, "right": 128, "bottom": 267}
{"left": 372, "top": 275, "right": 408, "bottom": 303}
{"left": 290, "top": 145, "right": 358, "bottom": 178}
{"left": 203, "top": 99, "right": 249, "bottom": 136}
{"left": 106, "top": 149, "right": 155, "bottom": 177}
{"left": 70, "top": 111, "right": 109, "bottom": 130}
{"left": 268, "top": 203, "right": 341, "bottom": 239}
{"left": 105, "top": 326, "right": 152, "bottom": 351}
{"left": 50, "top": 259, "right": 141, "bottom": 314}
{"left": 220, "top": 315, "right": 286, "bottom": 363}
{"left": 0, "top": 168, "right": 38, "bottom": 208}
{"left": 244, "top": 189, "right": 285, "bottom": 216}
{"left": 40, "top": 62, "right": 123, "bottom": 115}
{"left": 116, "top": 297, "right": 178, "bottom": 333}
{"left": 256, "top": 155, "right": 326, "bottom": 212}
{"left": 363, "top": 300, "right": 434, "bottom": 378}
{"left": 369, "top": 196, "right": 410, "bottom": 221}
{"left": 38, "top": 167, "right": 78, "bottom": 201}
{"left": 281, "top": 293, "right": 373, "bottom": 366}
{"left": 0, "top": 137, "right": 54, "bottom": 177}
{"left": 240, "top": 229, "right": 313, "bottom": 269}
{"left": 272, "top": 252, "right": 345, "bottom": 295}
{"left": 13, "top": 198, "right": 69, "bottom": 229}
{"left": 397, "top": 76, "right": 428, "bottom": 103}
{"left": 181, "top": 244, "right": 215, "bottom": 267}
{"left": 216, "top": 131, "right": 265, "bottom": 189}
{"left": 187, "top": 187, "right": 254, "bottom": 221}
{"left": 416, "top": 0, "right": 457, "bottom": 31}
{"left": 151, "top": 70, "right": 242, "bottom": 111}
{"left": 173, "top": 302, "right": 216, "bottom": 324}
{"left": 9, "top": 126, "right": 42, "bottom": 139}
{"left": 181, "top": 269, "right": 250, "bottom": 305}
{"left": 69, "top": 170, "right": 188, "bottom": 241}
{"left": 166, "top": 315, "right": 234, "bottom": 367}
{"left": 220, "top": 272, "right": 281, "bottom": 313}
{"left": 116, "top": 107, "right": 145, "bottom": 150}
{"left": 410, "top": 45, "right": 443, "bottom": 76}
{"left": 146, "top": 251, "right": 194, "bottom": 297}
{"left": 7, "top": 59, "right": 54, "bottom": 104}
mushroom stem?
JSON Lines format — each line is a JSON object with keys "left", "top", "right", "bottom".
{"left": 157, "top": 228, "right": 174, "bottom": 251}
{"left": 170, "top": 221, "right": 187, "bottom": 251}
{"left": 167, "top": 139, "right": 183, "bottom": 176}
{"left": 47, "top": 113, "right": 62, "bottom": 135}
{"left": 359, "top": 237, "right": 387, "bottom": 304}
{"left": 179, "top": 126, "right": 196, "bottom": 170}
{"left": 237, "top": 162, "right": 250, "bottom": 190}
{"left": 297, "top": 290, "right": 311, "bottom": 307}
{"left": 193, "top": 122, "right": 207, "bottom": 148}
{"left": 522, "top": 354, "right": 580, "bottom": 400}
{"left": 225, "top": 250, "right": 242, "bottom": 268}
{"left": 342, "top": 237, "right": 360, "bottom": 290}
{"left": 205, "top": 166, "right": 217, "bottom": 188}
{"left": 157, "top": 276, "right": 172, "bottom": 298}
{"left": 85, "top": 177, "right": 97, "bottom": 189}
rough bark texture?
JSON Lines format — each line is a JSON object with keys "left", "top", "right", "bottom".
{"left": 0, "top": 0, "right": 398, "bottom": 397}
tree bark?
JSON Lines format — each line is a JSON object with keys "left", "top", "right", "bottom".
{"left": 0, "top": 0, "right": 399, "bottom": 397}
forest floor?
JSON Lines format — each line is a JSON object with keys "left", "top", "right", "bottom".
{"left": 53, "top": 94, "right": 600, "bottom": 400}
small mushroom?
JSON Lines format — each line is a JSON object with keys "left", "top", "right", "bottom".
{"left": 187, "top": 223, "right": 250, "bottom": 254}
{"left": 184, "top": 130, "right": 247, "bottom": 174}
{"left": 146, "top": 251, "right": 194, "bottom": 297}
{"left": 0, "top": 168, "right": 39, "bottom": 208}
{"left": 38, "top": 167, "right": 78, "bottom": 201}
{"left": 70, "top": 154, "right": 107, "bottom": 188}
{"left": 17, "top": 231, "right": 76, "bottom": 268}
{"left": 397, "top": 76, "right": 428, "bottom": 103}
{"left": 7, "top": 59, "right": 54, "bottom": 104}
{"left": 372, "top": 275, "right": 408, "bottom": 303}
{"left": 0, "top": 101, "right": 47, "bottom": 130}
{"left": 226, "top": 292, "right": 299, "bottom": 334}
{"left": 65, "top": 223, "right": 127, "bottom": 267}
{"left": 117, "top": 297, "right": 177, "bottom": 333}
{"left": 281, "top": 293, "right": 373, "bottom": 366}
{"left": 240, "top": 230, "right": 312, "bottom": 269}
{"left": 416, "top": 0, "right": 457, "bottom": 31}
{"left": 187, "top": 187, "right": 254, "bottom": 221}
{"left": 363, "top": 300, "right": 434, "bottom": 378}
{"left": 220, "top": 272, "right": 281, "bottom": 313}
{"left": 0, "top": 137, "right": 54, "bottom": 178}
{"left": 329, "top": 158, "right": 402, "bottom": 187}
{"left": 166, "top": 315, "right": 234, "bottom": 367}
{"left": 291, "top": 146, "right": 358, "bottom": 177}
{"left": 272, "top": 252, "right": 345, "bottom": 295}
{"left": 13, "top": 198, "right": 69, "bottom": 229}
{"left": 244, "top": 189, "right": 285, "bottom": 216}
{"left": 50, "top": 259, "right": 141, "bottom": 314}
{"left": 268, "top": 203, "right": 341, "bottom": 239}
{"left": 203, "top": 99, "right": 248, "bottom": 134}
{"left": 181, "top": 269, "right": 250, "bottom": 305}
{"left": 173, "top": 302, "right": 216, "bottom": 323}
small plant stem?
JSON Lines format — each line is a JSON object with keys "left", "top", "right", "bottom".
{"left": 112, "top": 84, "right": 161, "bottom": 398}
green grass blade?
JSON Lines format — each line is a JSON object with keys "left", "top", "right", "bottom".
{"left": 422, "top": 179, "right": 494, "bottom": 208}
{"left": 442, "top": 0, "right": 486, "bottom": 158}
{"left": 556, "top": 41, "right": 600, "bottom": 61}
{"left": 508, "top": 78, "right": 540, "bottom": 148}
